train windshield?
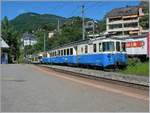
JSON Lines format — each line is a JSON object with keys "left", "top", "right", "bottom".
{"left": 102, "top": 42, "right": 114, "bottom": 52}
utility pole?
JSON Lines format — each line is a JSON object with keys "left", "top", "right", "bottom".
{"left": 57, "top": 19, "right": 60, "bottom": 34}
{"left": 44, "top": 32, "right": 46, "bottom": 52}
{"left": 93, "top": 21, "right": 95, "bottom": 38}
{"left": 82, "top": 5, "right": 85, "bottom": 40}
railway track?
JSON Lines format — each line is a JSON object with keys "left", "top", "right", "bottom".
{"left": 36, "top": 64, "right": 149, "bottom": 90}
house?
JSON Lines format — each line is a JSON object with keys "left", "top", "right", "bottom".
{"left": 0, "top": 38, "right": 9, "bottom": 64}
{"left": 48, "top": 31, "right": 55, "bottom": 39}
{"left": 22, "top": 32, "right": 37, "bottom": 46}
{"left": 106, "top": 6, "right": 145, "bottom": 38}
{"left": 85, "top": 21, "right": 100, "bottom": 38}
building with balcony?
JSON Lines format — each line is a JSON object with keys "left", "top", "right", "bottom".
{"left": 106, "top": 6, "right": 144, "bottom": 38}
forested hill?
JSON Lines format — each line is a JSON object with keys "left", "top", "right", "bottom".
{"left": 10, "top": 12, "right": 67, "bottom": 33}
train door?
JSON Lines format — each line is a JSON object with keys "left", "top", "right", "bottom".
{"left": 74, "top": 45, "right": 78, "bottom": 64}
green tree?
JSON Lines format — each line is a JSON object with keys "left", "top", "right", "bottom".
{"left": 97, "top": 19, "right": 106, "bottom": 32}
{"left": 33, "top": 28, "right": 48, "bottom": 53}
{"left": 1, "top": 16, "right": 20, "bottom": 63}
{"left": 46, "top": 18, "right": 83, "bottom": 49}
{"left": 139, "top": 0, "right": 149, "bottom": 29}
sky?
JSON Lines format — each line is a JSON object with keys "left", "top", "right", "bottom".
{"left": 1, "top": 0, "right": 140, "bottom": 21}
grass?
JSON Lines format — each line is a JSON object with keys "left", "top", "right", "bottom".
{"left": 119, "top": 59, "right": 149, "bottom": 76}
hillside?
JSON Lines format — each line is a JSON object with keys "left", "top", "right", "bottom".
{"left": 10, "top": 12, "right": 99, "bottom": 34}
{"left": 10, "top": 12, "right": 67, "bottom": 33}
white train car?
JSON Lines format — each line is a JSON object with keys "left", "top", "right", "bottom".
{"left": 125, "top": 33, "right": 149, "bottom": 60}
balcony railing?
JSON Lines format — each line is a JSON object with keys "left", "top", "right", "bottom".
{"left": 108, "top": 19, "right": 138, "bottom": 25}
{"left": 107, "top": 27, "right": 139, "bottom": 32}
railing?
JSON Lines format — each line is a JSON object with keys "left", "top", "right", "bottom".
{"left": 108, "top": 19, "right": 138, "bottom": 25}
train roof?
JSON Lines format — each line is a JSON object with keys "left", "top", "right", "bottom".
{"left": 48, "top": 36, "right": 125, "bottom": 52}
{"left": 123, "top": 34, "right": 147, "bottom": 39}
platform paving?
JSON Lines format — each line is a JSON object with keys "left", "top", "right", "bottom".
{"left": 1, "top": 64, "right": 149, "bottom": 112}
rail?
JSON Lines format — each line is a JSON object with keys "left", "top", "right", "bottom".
{"left": 36, "top": 64, "right": 149, "bottom": 90}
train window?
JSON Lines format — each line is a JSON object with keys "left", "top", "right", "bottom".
{"left": 99, "top": 43, "right": 102, "bottom": 52}
{"left": 102, "top": 42, "right": 114, "bottom": 51}
{"left": 64, "top": 49, "right": 66, "bottom": 55}
{"left": 61, "top": 50, "right": 63, "bottom": 56}
{"left": 85, "top": 45, "right": 88, "bottom": 53}
{"left": 93, "top": 44, "right": 97, "bottom": 52}
{"left": 121, "top": 42, "right": 126, "bottom": 51}
{"left": 81, "top": 47, "right": 84, "bottom": 53}
{"left": 116, "top": 42, "right": 120, "bottom": 51}
{"left": 58, "top": 50, "right": 60, "bottom": 56}
{"left": 70, "top": 48, "right": 73, "bottom": 55}
{"left": 67, "top": 49, "right": 69, "bottom": 55}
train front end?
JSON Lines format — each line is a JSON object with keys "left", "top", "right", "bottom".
{"left": 102, "top": 40, "right": 127, "bottom": 68}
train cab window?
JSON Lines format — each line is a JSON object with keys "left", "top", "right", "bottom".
{"left": 93, "top": 44, "right": 97, "bottom": 52}
{"left": 64, "top": 49, "right": 66, "bottom": 55}
{"left": 99, "top": 43, "right": 102, "bottom": 52}
{"left": 121, "top": 42, "right": 126, "bottom": 52}
{"left": 85, "top": 45, "right": 88, "bottom": 53}
{"left": 61, "top": 50, "right": 63, "bottom": 56}
{"left": 102, "top": 42, "right": 114, "bottom": 51}
{"left": 116, "top": 42, "right": 120, "bottom": 51}
{"left": 67, "top": 49, "right": 70, "bottom": 55}
{"left": 70, "top": 48, "right": 73, "bottom": 55}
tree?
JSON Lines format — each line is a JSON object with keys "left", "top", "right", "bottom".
{"left": 33, "top": 28, "right": 49, "bottom": 53}
{"left": 46, "top": 18, "right": 83, "bottom": 49}
{"left": 139, "top": 0, "right": 149, "bottom": 29}
{"left": 97, "top": 19, "right": 106, "bottom": 32}
{"left": 1, "top": 16, "right": 20, "bottom": 63}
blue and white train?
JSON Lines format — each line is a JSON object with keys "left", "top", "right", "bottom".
{"left": 41, "top": 36, "right": 127, "bottom": 69}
